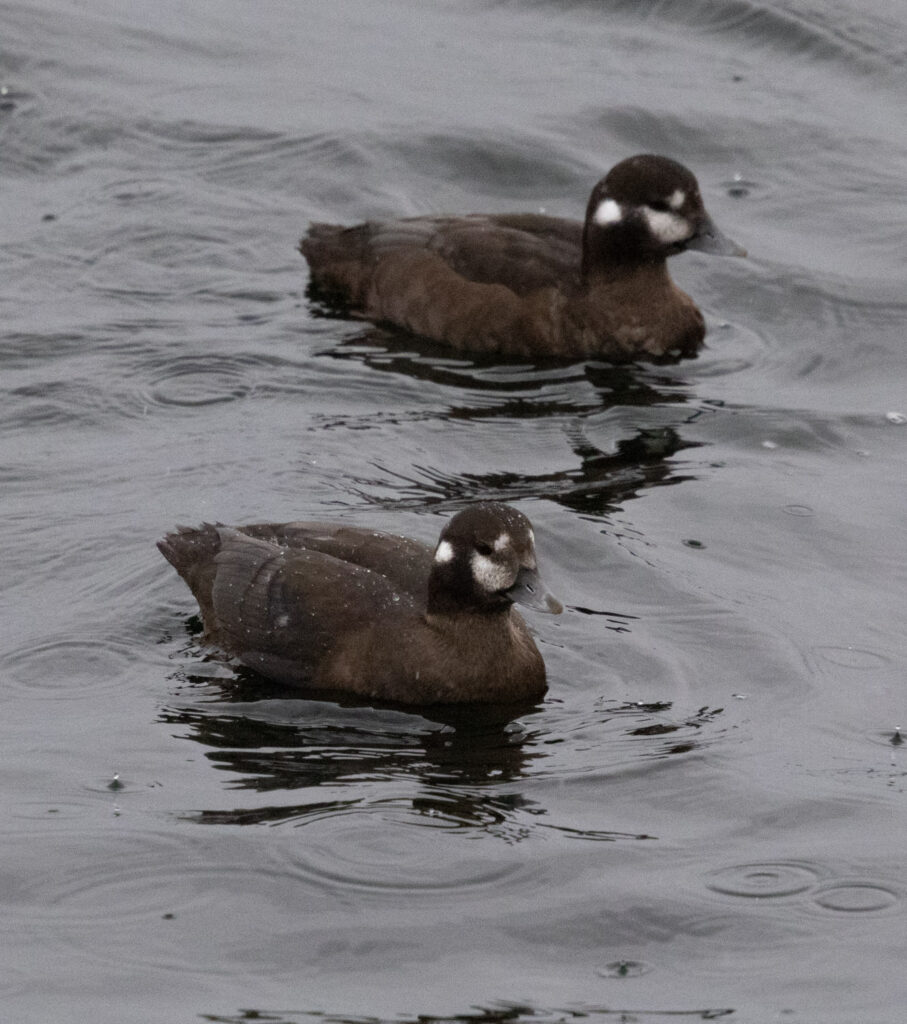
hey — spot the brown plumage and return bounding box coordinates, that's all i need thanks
[300,154,745,362]
[158,503,562,705]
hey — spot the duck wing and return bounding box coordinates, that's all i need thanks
[303,213,583,300]
[235,521,433,599]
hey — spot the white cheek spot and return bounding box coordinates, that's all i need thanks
[470,552,511,593]
[642,207,691,245]
[434,540,454,564]
[493,533,510,553]
[593,198,622,227]
[668,189,686,210]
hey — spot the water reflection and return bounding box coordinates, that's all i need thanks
[345,423,698,519]
[310,329,708,516]
[162,685,543,795]
[200,1001,736,1023]
[160,663,723,832]
[324,325,698,404]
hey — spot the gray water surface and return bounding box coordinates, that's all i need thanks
[3,1,907,1022]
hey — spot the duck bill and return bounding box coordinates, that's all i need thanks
[506,566,563,615]
[686,213,747,257]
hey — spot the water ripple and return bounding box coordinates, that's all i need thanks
[277,804,541,894]
[5,634,136,698]
[143,354,253,408]
[809,880,901,915]
[705,860,822,898]
[706,860,903,917]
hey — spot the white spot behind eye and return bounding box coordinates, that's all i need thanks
[434,540,454,564]
[470,552,512,593]
[642,207,690,245]
[593,198,622,226]
[493,533,510,553]
[668,189,686,210]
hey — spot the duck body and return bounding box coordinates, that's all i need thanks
[158,503,561,705]
[301,154,745,362]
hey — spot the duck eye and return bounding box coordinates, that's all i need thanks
[648,200,670,213]
[475,541,493,557]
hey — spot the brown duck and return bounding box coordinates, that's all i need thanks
[158,502,562,705]
[300,154,745,362]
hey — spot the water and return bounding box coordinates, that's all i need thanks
[3,0,907,1021]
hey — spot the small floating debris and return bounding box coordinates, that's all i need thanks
[891,727,903,747]
[885,412,907,425]
[107,773,124,791]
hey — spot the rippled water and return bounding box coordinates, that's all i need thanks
[3,0,907,1021]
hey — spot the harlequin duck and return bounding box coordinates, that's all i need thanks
[158,502,562,705]
[300,154,745,362]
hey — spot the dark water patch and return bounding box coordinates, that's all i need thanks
[321,333,708,421]
[342,424,696,519]
[0,331,95,369]
[199,1005,735,1024]
[529,700,729,781]
[536,823,656,843]
[156,671,730,838]
[323,329,591,394]
[161,693,543,795]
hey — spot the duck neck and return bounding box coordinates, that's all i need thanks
[582,253,672,292]
[581,221,670,283]
[426,582,512,618]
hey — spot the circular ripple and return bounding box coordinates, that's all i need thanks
[810,881,901,914]
[3,831,299,930]
[11,801,93,821]
[812,645,889,670]
[144,355,251,407]
[5,635,135,697]
[0,830,332,975]
[282,803,533,893]
[706,861,822,898]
